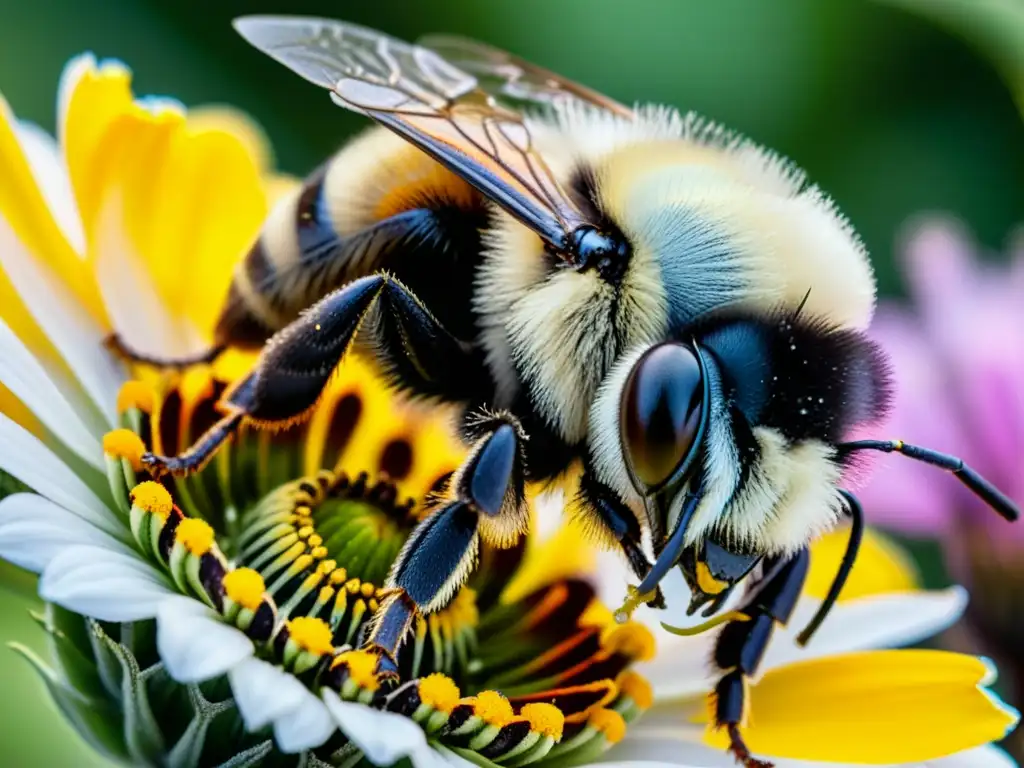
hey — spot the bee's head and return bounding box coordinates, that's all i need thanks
[615,339,764,613]
[592,313,894,616]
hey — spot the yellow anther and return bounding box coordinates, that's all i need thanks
[104,429,146,472]
[331,650,381,692]
[176,518,215,556]
[346,578,362,593]
[360,582,376,598]
[316,559,337,575]
[417,673,461,714]
[130,481,173,519]
[223,568,265,611]
[330,568,349,585]
[307,534,323,548]
[522,703,564,741]
[471,690,514,727]
[297,525,314,540]
[368,598,379,612]
[292,554,314,572]
[295,516,314,529]
[116,381,155,414]
[318,586,336,603]
[287,617,334,656]
[588,708,626,743]
[617,671,654,709]
[310,546,328,559]
[602,622,656,662]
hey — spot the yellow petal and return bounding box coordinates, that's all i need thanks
[697,650,1019,763]
[0,383,42,438]
[805,525,919,601]
[501,503,596,603]
[301,355,463,506]
[0,90,105,325]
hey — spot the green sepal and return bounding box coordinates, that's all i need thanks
[91,622,167,764]
[41,605,108,701]
[10,642,130,762]
[166,683,235,768]
[212,740,274,768]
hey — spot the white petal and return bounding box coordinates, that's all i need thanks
[0,492,132,572]
[229,658,308,731]
[40,545,175,621]
[922,745,1018,768]
[322,690,447,768]
[157,596,253,683]
[14,121,85,253]
[272,687,336,753]
[0,215,124,425]
[0,412,122,537]
[761,587,969,672]
[0,318,103,467]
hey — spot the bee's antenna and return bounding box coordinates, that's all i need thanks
[838,439,1019,522]
[796,489,864,646]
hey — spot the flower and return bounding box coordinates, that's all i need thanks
[0,54,1018,768]
[858,217,1024,755]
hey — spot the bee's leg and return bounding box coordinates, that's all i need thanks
[333,414,527,686]
[142,274,483,477]
[104,333,226,368]
[577,466,665,609]
[711,549,810,768]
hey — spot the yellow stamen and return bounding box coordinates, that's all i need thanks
[472,690,514,727]
[316,559,337,575]
[360,582,376,598]
[329,568,349,585]
[297,525,314,540]
[602,622,656,661]
[287,617,334,656]
[104,429,146,471]
[588,708,626,743]
[617,671,654,709]
[331,650,381,692]
[176,518,215,555]
[521,703,564,741]
[418,673,461,714]
[129,481,172,519]
[222,568,265,611]
[116,381,155,414]
[318,586,335,603]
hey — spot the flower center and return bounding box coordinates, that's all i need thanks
[106,370,654,765]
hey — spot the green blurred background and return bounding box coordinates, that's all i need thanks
[1,0,1023,764]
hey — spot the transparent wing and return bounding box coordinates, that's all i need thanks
[234,15,594,252]
[419,34,634,118]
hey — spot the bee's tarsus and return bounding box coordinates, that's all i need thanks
[727,725,773,768]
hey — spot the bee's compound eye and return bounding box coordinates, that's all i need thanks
[620,343,704,492]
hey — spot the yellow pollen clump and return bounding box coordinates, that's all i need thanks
[330,569,349,585]
[310,546,328,559]
[176,518,215,555]
[307,534,323,548]
[472,690,514,727]
[602,622,656,662]
[521,703,564,741]
[617,671,654,709]
[418,673,461,714]
[297,525,314,540]
[360,582,376,598]
[129,481,173,519]
[317,559,337,575]
[287,617,334,656]
[116,381,155,414]
[588,708,626,743]
[222,568,265,611]
[332,650,381,692]
[104,429,146,471]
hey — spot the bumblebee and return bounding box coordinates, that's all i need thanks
[112,16,1020,766]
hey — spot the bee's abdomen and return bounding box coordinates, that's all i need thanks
[215,127,490,349]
